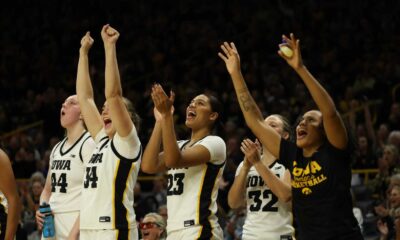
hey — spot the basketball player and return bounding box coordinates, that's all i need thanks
[0,149,21,240]
[35,94,96,240]
[142,84,226,239]
[77,26,142,240]
[218,34,363,239]
[228,115,294,240]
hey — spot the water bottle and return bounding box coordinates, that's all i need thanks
[39,202,55,238]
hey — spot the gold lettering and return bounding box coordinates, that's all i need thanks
[292,174,328,189]
[310,161,322,173]
[303,164,310,175]
[293,167,302,177]
[313,178,319,185]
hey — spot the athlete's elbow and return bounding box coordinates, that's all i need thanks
[164,160,179,169]
[228,198,242,210]
[164,154,181,168]
[105,91,122,101]
[141,165,157,174]
[227,193,243,209]
[245,118,265,132]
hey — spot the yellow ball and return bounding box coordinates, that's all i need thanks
[280,45,293,58]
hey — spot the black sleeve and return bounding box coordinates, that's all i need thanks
[279,138,297,170]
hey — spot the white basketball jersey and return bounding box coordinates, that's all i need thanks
[0,192,7,214]
[49,131,95,213]
[166,135,226,237]
[237,161,294,239]
[80,129,141,230]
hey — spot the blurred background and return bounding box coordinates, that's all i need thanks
[0,0,399,239]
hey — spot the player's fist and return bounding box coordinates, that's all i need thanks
[101,24,120,45]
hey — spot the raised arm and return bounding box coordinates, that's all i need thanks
[218,42,282,158]
[102,24,135,138]
[0,149,20,240]
[241,139,291,202]
[142,107,167,173]
[76,32,103,138]
[279,33,348,149]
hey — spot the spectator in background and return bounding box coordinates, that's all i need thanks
[139,212,166,240]
[157,205,167,223]
[383,145,400,177]
[134,182,159,222]
[388,131,400,151]
[223,206,245,240]
[376,123,390,155]
[13,134,40,179]
[375,185,400,240]
[369,157,391,200]
[20,172,45,236]
[152,174,167,207]
[354,135,377,169]
[388,103,400,131]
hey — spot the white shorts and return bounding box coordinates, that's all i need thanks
[167,225,223,240]
[42,211,79,240]
[80,228,138,240]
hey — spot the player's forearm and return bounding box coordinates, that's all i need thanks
[230,71,264,127]
[228,166,249,209]
[295,66,336,117]
[254,162,291,202]
[104,45,122,99]
[161,114,181,168]
[77,53,94,100]
[142,122,164,173]
[5,195,20,240]
[40,187,51,204]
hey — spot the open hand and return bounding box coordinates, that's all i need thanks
[240,138,261,165]
[218,42,241,75]
[151,84,175,117]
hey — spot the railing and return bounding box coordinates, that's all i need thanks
[0,120,44,140]
[351,169,379,184]
[16,169,379,185]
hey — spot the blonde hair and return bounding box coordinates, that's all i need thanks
[122,97,141,132]
[144,212,166,239]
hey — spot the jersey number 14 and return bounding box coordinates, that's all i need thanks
[83,166,99,188]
